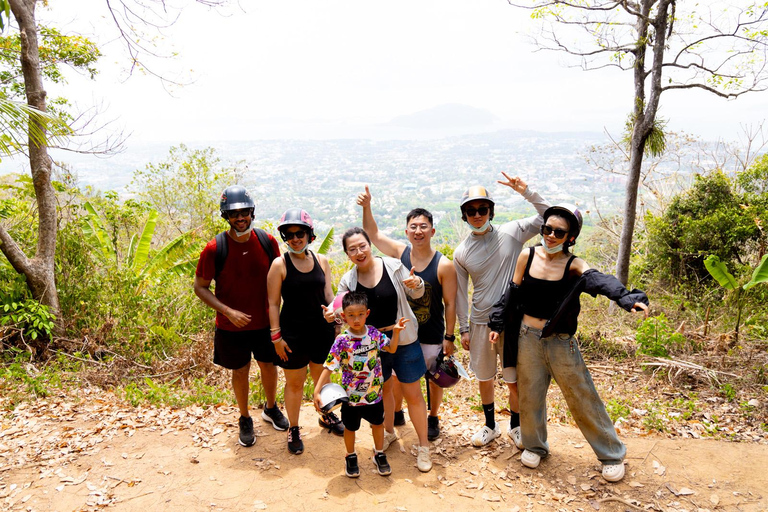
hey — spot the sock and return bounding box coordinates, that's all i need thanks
[482,403,495,429]
[509,411,520,430]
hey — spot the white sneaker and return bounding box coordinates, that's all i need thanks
[471,424,501,447]
[508,425,523,449]
[382,430,398,451]
[416,445,432,472]
[521,449,541,469]
[602,463,626,482]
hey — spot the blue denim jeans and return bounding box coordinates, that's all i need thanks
[518,324,626,465]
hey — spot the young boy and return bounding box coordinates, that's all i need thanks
[314,291,408,478]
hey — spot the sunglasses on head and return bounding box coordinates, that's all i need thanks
[464,206,490,217]
[282,230,307,241]
[226,209,251,219]
[541,225,569,239]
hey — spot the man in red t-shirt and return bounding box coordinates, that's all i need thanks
[194,185,288,447]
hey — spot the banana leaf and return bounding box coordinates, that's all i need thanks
[131,210,159,271]
[137,229,198,280]
[81,201,116,263]
[317,227,334,255]
[743,254,768,291]
[704,255,739,290]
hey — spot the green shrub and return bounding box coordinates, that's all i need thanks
[0,299,56,341]
[635,313,686,357]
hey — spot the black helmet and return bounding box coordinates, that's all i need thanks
[460,185,495,221]
[219,185,255,219]
[543,203,583,247]
[278,208,316,242]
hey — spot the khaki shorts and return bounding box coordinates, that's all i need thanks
[468,323,517,383]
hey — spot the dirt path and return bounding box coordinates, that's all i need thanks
[1,390,766,512]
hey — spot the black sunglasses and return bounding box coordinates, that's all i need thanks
[226,209,252,219]
[282,230,307,241]
[541,225,568,239]
[464,206,490,217]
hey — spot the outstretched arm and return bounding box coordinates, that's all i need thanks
[357,185,407,258]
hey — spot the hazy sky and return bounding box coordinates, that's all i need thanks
[36,0,768,145]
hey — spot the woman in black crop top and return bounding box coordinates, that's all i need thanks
[267,209,342,455]
[489,203,649,483]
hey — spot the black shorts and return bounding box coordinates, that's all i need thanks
[274,331,335,370]
[213,328,276,370]
[341,401,384,432]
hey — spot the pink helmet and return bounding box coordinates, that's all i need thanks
[278,208,316,242]
[426,351,462,388]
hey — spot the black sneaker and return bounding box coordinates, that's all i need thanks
[393,410,406,426]
[372,452,391,476]
[345,453,360,478]
[427,415,440,441]
[319,411,345,436]
[261,406,289,431]
[238,415,255,447]
[287,426,304,455]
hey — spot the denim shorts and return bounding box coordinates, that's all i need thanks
[380,341,427,383]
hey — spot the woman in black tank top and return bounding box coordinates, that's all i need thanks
[267,209,343,454]
[489,204,649,483]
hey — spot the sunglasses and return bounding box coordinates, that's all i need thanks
[541,225,568,239]
[464,206,490,217]
[283,230,307,241]
[226,209,251,219]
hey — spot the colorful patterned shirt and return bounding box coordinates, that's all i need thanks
[324,326,390,406]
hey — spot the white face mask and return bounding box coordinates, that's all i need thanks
[285,244,306,255]
[541,239,564,254]
[469,219,491,233]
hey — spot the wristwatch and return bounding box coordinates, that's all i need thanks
[444,334,456,342]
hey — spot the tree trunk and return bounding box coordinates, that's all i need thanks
[2,0,61,323]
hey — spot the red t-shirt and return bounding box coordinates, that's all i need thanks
[195,231,280,332]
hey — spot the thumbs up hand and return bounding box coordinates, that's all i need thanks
[403,267,423,289]
[356,185,372,208]
[322,303,338,323]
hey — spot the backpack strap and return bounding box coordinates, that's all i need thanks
[253,228,276,263]
[214,231,229,280]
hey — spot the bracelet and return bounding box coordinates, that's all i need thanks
[334,312,343,325]
[444,334,456,342]
[270,327,280,332]
[272,337,283,345]
[270,330,282,342]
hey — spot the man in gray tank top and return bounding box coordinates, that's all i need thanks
[358,186,458,442]
[453,174,549,448]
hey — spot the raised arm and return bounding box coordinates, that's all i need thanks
[498,173,550,243]
[357,185,407,258]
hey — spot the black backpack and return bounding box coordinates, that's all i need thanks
[214,228,276,280]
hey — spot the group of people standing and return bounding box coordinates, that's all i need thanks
[194,175,649,482]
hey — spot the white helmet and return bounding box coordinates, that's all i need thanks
[317,383,348,413]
